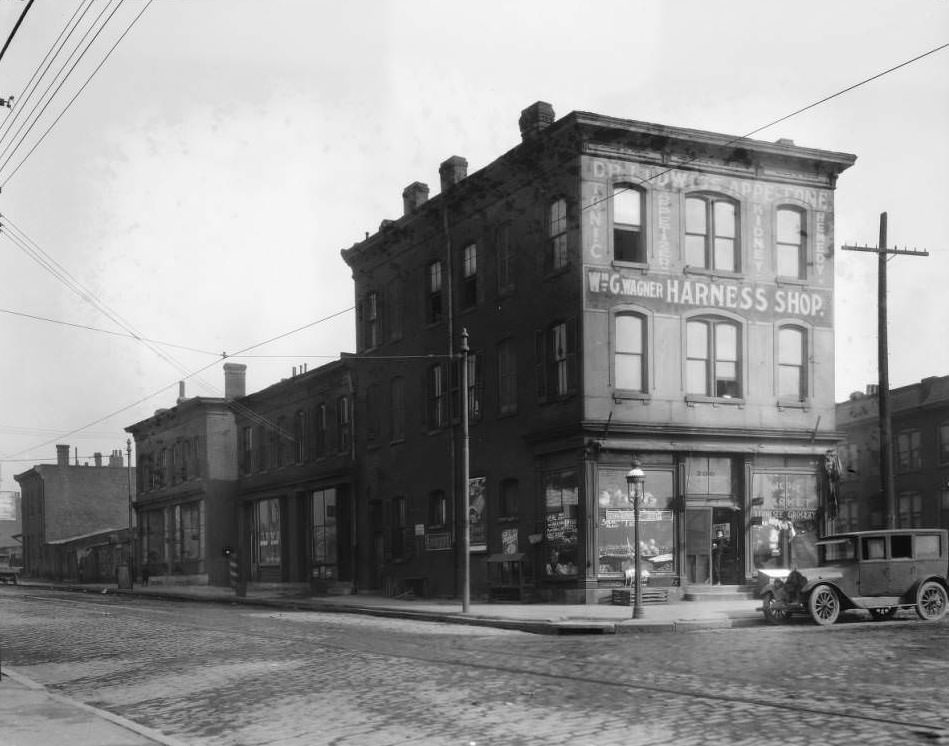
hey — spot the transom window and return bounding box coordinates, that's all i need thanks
[685,195,738,272]
[776,207,806,279]
[778,326,807,401]
[613,186,645,263]
[686,317,740,398]
[614,313,646,392]
[548,198,568,270]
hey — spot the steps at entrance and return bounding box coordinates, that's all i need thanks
[683,584,758,602]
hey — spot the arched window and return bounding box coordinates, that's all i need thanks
[686,317,741,398]
[614,313,646,392]
[685,195,739,272]
[777,325,807,400]
[613,185,645,263]
[776,207,806,278]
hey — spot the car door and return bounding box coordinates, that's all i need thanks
[887,534,916,596]
[858,535,889,596]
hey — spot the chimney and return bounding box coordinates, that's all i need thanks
[109,449,124,468]
[866,383,879,396]
[401,182,429,216]
[56,444,69,467]
[177,380,186,404]
[224,362,247,400]
[439,156,468,193]
[93,452,102,468]
[518,101,555,140]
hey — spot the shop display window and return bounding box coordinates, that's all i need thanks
[751,472,818,571]
[544,469,579,577]
[596,469,674,579]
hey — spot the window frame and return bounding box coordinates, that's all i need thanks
[426,260,443,324]
[896,429,922,472]
[685,316,743,400]
[775,205,807,280]
[612,184,646,264]
[777,324,808,403]
[428,490,448,528]
[427,363,447,430]
[462,242,478,308]
[536,319,577,402]
[613,311,647,395]
[495,223,514,294]
[390,376,405,443]
[684,193,740,273]
[548,197,568,271]
[497,337,518,416]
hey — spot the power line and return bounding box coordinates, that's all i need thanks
[0,0,154,188]
[0,306,221,355]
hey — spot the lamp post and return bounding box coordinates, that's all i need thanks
[626,459,645,619]
[126,438,133,583]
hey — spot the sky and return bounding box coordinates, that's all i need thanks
[0,0,946,491]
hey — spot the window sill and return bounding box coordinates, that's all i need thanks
[613,390,650,403]
[389,437,406,447]
[776,276,809,287]
[685,394,745,407]
[683,266,744,281]
[543,264,572,281]
[611,259,649,272]
[777,399,810,411]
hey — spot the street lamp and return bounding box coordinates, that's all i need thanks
[626,459,645,619]
[126,438,133,585]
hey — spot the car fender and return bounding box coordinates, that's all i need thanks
[800,579,855,610]
[902,575,949,603]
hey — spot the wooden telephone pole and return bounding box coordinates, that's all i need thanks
[842,212,928,529]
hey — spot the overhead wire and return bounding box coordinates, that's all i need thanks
[0,0,154,188]
[0,0,116,180]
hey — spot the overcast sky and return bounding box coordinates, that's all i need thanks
[0,1,946,490]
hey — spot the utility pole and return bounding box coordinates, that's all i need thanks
[842,213,929,528]
[460,329,470,614]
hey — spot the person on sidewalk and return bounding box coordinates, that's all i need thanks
[712,529,728,585]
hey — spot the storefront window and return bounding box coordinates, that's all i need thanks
[596,469,674,579]
[544,470,579,577]
[255,498,281,567]
[173,501,202,572]
[751,472,819,571]
[312,489,337,578]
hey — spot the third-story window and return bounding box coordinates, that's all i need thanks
[427,261,443,323]
[896,430,921,471]
[686,317,741,398]
[536,320,577,401]
[390,377,405,442]
[366,291,379,348]
[496,224,513,293]
[462,243,478,308]
[497,338,518,415]
[777,326,807,401]
[776,207,806,279]
[427,364,446,429]
[548,197,568,270]
[685,195,738,272]
[614,313,646,392]
[613,186,645,262]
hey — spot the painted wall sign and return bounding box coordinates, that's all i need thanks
[587,270,832,325]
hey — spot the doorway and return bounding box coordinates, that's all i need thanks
[685,506,742,585]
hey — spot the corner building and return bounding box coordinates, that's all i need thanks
[342,102,856,603]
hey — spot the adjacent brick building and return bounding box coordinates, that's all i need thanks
[836,376,949,531]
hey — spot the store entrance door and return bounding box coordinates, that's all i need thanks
[685,506,742,585]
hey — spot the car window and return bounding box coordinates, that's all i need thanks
[916,534,942,559]
[891,534,912,559]
[862,537,886,560]
[821,539,856,562]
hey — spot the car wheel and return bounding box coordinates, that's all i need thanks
[869,607,898,621]
[762,591,790,625]
[808,584,840,626]
[915,581,948,621]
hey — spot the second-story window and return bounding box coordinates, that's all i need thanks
[427,364,447,429]
[776,207,806,279]
[548,198,568,270]
[462,243,478,308]
[466,351,482,422]
[256,425,267,471]
[313,403,327,457]
[777,326,807,401]
[390,377,405,442]
[427,261,443,323]
[686,317,741,398]
[614,313,646,392]
[241,427,253,475]
[685,195,738,272]
[294,410,306,463]
[536,320,577,401]
[428,490,447,527]
[497,338,517,415]
[496,224,513,294]
[337,396,351,452]
[613,186,645,263]
[896,430,921,471]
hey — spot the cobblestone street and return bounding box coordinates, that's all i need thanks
[2,587,948,745]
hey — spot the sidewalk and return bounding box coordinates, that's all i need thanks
[15,578,766,634]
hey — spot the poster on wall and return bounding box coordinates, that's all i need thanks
[469,476,487,552]
[501,528,518,555]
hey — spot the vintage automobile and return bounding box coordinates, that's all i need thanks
[759,529,949,626]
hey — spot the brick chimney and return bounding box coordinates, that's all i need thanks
[176,380,187,404]
[109,449,124,468]
[402,182,429,216]
[93,452,102,467]
[439,156,468,193]
[224,362,247,400]
[518,101,555,140]
[56,444,69,467]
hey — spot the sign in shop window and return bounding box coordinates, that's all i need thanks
[544,470,579,577]
[597,469,674,577]
[751,472,819,571]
